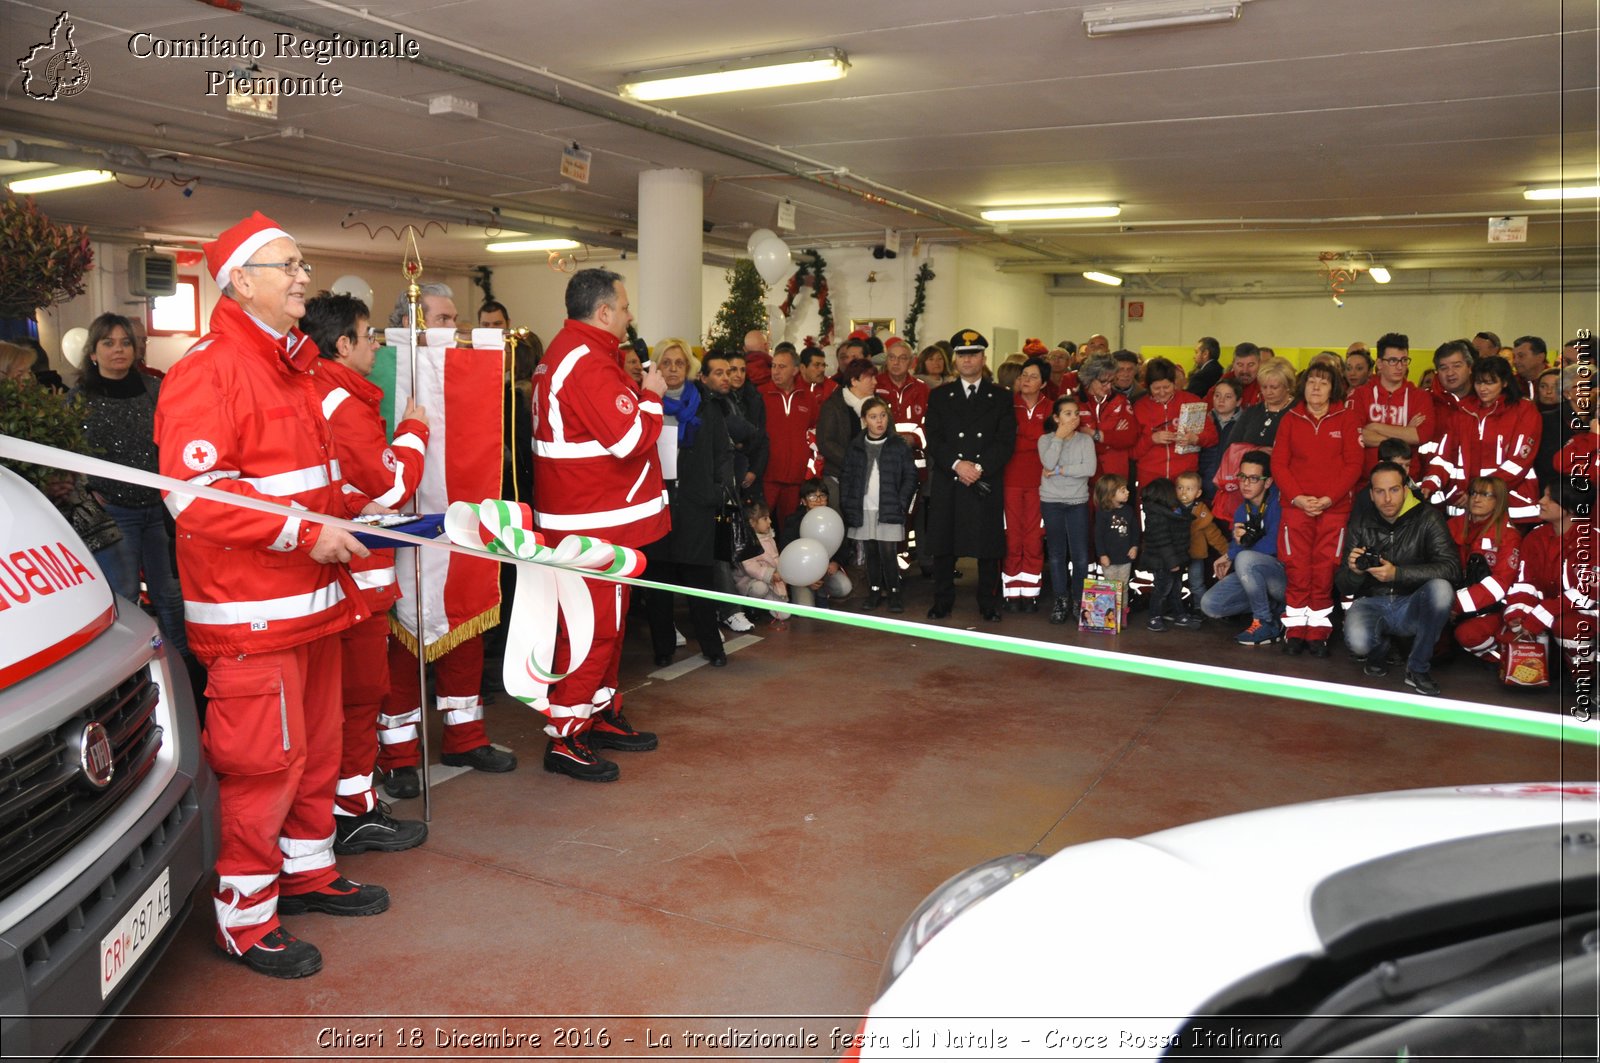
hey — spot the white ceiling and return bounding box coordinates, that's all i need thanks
[2,0,1597,287]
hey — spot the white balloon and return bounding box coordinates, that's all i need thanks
[60,327,89,369]
[746,228,777,255]
[752,236,793,285]
[329,273,375,310]
[777,537,829,586]
[799,506,845,555]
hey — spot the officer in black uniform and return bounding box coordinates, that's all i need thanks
[922,329,1017,620]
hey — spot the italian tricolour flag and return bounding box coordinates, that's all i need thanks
[373,336,506,661]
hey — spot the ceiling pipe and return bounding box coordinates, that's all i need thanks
[1046,279,1585,298]
[207,0,1062,260]
[2,132,639,258]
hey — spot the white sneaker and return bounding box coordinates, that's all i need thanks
[723,613,754,633]
[673,626,686,647]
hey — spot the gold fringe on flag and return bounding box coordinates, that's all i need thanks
[388,604,501,663]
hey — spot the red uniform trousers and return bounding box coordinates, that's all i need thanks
[1454,611,1505,661]
[1002,485,1044,601]
[378,632,490,770]
[1279,504,1348,643]
[546,554,630,739]
[764,479,802,534]
[206,634,343,955]
[335,613,389,816]
[1460,609,1595,673]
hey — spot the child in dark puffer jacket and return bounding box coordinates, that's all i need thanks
[1141,477,1192,632]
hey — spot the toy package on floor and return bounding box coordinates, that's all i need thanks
[1079,578,1125,633]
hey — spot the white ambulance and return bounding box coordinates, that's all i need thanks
[0,464,217,1058]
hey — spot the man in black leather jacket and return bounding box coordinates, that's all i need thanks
[1335,461,1462,695]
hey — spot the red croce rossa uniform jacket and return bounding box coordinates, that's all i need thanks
[1504,521,1598,635]
[760,381,821,483]
[156,298,372,657]
[311,356,429,612]
[1448,514,1521,616]
[1421,395,1542,521]
[1270,402,1364,508]
[1132,389,1219,485]
[1082,391,1139,481]
[1005,393,1051,490]
[529,319,669,548]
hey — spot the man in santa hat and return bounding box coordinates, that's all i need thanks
[155,212,391,979]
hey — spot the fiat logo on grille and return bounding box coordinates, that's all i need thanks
[77,722,115,789]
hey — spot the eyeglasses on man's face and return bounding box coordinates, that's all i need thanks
[1379,356,1410,366]
[1237,474,1267,483]
[243,259,313,278]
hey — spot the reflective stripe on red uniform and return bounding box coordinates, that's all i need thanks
[530,319,668,543]
[312,357,429,613]
[1423,396,1542,521]
[310,357,429,815]
[1505,522,1598,634]
[1447,515,1521,616]
[875,372,930,455]
[1502,521,1598,677]
[155,298,369,657]
[1002,395,1050,599]
[1272,403,1363,643]
[531,319,666,733]
[761,382,821,528]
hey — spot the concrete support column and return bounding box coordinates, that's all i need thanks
[636,168,703,349]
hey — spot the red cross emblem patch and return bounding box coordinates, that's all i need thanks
[184,439,218,472]
[615,393,635,416]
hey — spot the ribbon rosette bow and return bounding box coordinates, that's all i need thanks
[444,500,645,711]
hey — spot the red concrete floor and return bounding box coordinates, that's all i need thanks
[94,568,1585,1061]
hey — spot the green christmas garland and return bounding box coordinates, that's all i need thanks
[778,248,834,345]
[903,261,935,346]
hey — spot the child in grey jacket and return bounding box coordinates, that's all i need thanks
[1037,395,1099,623]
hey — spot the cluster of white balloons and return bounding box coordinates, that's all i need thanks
[747,228,794,285]
[776,505,844,587]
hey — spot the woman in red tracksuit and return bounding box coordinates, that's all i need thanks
[1270,361,1363,654]
[1078,354,1139,489]
[1420,356,1542,524]
[1002,357,1052,610]
[1448,476,1522,663]
[1131,357,1218,487]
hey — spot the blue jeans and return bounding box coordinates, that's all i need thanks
[1201,550,1286,624]
[1040,501,1090,604]
[1343,579,1454,674]
[104,502,189,657]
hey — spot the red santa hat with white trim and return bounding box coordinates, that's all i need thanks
[204,211,292,291]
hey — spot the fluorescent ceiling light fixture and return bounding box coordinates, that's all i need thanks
[485,238,581,253]
[1523,184,1600,201]
[980,204,1122,222]
[1083,0,1242,36]
[619,48,849,101]
[1368,266,1391,284]
[6,168,115,194]
[1082,270,1124,286]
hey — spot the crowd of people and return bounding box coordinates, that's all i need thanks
[2,206,1594,982]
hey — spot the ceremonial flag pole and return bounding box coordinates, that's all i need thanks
[401,228,434,822]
